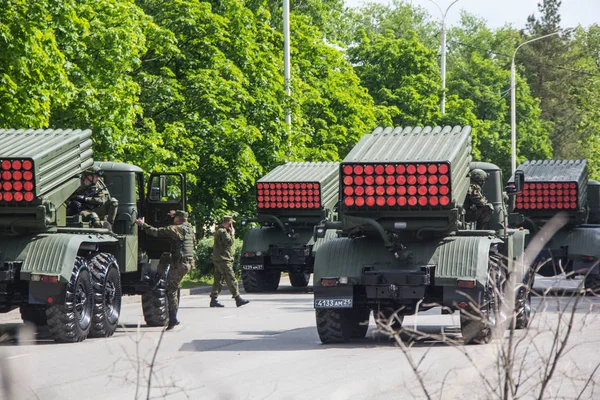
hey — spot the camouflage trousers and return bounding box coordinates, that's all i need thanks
[160,256,193,314]
[210,259,240,298]
[79,199,119,228]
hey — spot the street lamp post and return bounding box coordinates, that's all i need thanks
[283,0,291,128]
[428,0,460,114]
[510,30,566,174]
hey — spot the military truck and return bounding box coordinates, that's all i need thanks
[240,162,339,292]
[312,126,530,344]
[509,160,600,294]
[0,129,188,342]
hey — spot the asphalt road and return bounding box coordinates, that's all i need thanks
[1,277,599,400]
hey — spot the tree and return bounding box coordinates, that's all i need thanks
[447,13,553,175]
[0,0,74,128]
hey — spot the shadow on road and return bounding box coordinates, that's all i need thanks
[178,323,466,352]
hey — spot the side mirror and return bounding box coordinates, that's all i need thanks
[149,186,160,201]
[514,170,525,192]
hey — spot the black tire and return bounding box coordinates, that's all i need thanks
[461,252,505,345]
[350,307,371,339]
[315,308,352,344]
[242,270,281,292]
[142,275,168,327]
[20,304,47,326]
[289,271,311,287]
[46,257,93,342]
[89,253,122,338]
[514,268,534,330]
[585,275,600,295]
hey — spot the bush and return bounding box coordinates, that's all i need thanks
[193,236,243,279]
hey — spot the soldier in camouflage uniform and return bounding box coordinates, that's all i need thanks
[210,216,249,308]
[136,210,196,330]
[465,169,494,229]
[68,166,118,229]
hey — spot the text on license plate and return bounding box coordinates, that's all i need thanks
[314,298,353,308]
[242,264,264,270]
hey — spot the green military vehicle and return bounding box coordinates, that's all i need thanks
[509,160,600,294]
[240,162,339,292]
[0,129,187,342]
[312,126,530,344]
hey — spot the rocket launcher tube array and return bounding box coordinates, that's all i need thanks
[0,129,94,204]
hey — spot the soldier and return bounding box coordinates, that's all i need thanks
[210,216,249,308]
[68,166,118,229]
[135,210,196,330]
[466,168,494,228]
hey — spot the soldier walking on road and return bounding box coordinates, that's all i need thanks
[136,210,196,330]
[210,216,249,308]
[465,169,494,229]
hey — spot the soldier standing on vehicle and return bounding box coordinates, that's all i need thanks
[466,169,494,228]
[68,166,118,229]
[135,210,196,330]
[210,216,250,307]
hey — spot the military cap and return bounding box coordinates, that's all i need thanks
[84,165,104,176]
[174,210,188,218]
[223,215,235,223]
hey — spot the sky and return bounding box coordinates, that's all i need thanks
[345,0,600,29]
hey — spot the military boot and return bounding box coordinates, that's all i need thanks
[210,298,224,308]
[235,295,250,307]
[166,311,180,331]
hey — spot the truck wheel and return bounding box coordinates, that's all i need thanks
[289,271,311,287]
[461,253,505,345]
[350,307,370,339]
[20,304,47,326]
[315,308,352,344]
[265,271,281,291]
[46,257,93,342]
[585,275,600,295]
[242,270,281,292]
[514,268,534,329]
[142,275,168,327]
[89,253,122,338]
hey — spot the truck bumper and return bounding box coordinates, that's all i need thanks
[241,246,314,272]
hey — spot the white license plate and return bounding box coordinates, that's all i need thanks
[242,264,264,270]
[314,298,353,308]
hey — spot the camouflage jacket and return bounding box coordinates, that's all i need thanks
[467,183,488,208]
[212,225,235,262]
[141,222,196,259]
[72,182,110,208]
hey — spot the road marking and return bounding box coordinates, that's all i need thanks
[5,353,29,360]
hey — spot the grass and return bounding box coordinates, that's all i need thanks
[181,274,213,289]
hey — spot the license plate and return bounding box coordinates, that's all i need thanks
[314,298,353,308]
[242,264,264,270]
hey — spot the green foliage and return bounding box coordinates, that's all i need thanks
[447,14,553,175]
[194,236,243,278]
[0,0,74,127]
